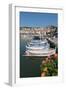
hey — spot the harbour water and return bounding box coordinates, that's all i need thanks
[20,36,47,78]
[20,35,57,78]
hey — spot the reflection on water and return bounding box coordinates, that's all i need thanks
[20,36,45,78]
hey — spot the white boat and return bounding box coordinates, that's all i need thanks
[25,36,56,56]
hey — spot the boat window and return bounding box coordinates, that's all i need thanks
[33,36,40,40]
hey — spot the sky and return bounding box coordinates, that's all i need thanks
[20,12,58,27]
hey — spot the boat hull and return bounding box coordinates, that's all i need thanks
[25,48,56,56]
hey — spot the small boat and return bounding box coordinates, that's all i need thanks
[25,36,56,56]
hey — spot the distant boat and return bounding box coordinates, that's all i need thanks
[25,36,56,56]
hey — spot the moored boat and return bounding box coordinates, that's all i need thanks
[25,36,56,56]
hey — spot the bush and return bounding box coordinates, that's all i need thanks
[40,55,58,76]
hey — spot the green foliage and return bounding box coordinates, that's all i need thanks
[40,57,58,76]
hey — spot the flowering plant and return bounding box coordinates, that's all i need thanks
[40,54,58,77]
